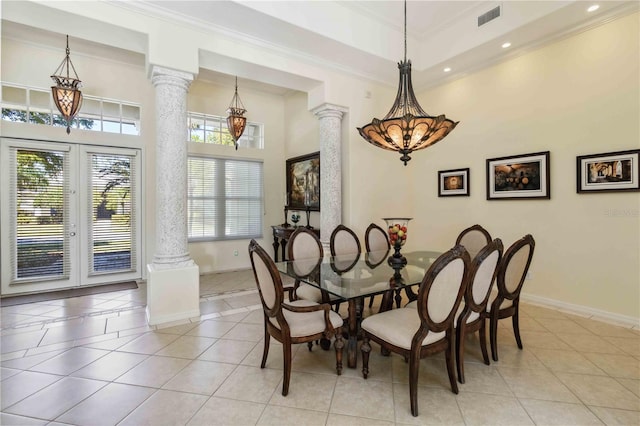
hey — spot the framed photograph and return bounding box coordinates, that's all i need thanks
[438,168,469,197]
[577,149,640,193]
[286,151,320,211]
[486,151,550,200]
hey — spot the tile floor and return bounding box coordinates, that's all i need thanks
[1,270,639,425]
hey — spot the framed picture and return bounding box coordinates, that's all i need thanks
[438,168,469,197]
[576,149,640,193]
[486,151,550,200]
[286,151,320,211]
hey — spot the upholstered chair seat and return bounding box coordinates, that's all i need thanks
[269,299,343,337]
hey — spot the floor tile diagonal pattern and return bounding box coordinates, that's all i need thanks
[1,270,639,425]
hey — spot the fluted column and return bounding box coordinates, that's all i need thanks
[151,66,194,268]
[312,103,347,250]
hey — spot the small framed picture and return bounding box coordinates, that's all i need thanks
[486,151,550,200]
[438,168,469,197]
[576,149,640,193]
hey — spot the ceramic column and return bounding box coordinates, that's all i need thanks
[146,66,200,325]
[312,104,347,251]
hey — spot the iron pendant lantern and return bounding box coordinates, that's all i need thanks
[226,76,247,150]
[51,35,83,134]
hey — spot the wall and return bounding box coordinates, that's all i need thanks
[347,14,640,321]
[187,80,287,273]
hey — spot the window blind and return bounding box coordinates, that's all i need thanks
[10,147,70,282]
[188,156,263,241]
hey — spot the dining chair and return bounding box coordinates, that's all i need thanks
[487,234,535,362]
[455,238,503,383]
[287,227,337,306]
[248,239,344,396]
[455,224,492,260]
[364,223,391,308]
[360,245,470,417]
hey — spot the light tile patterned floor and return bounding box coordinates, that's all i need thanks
[1,270,639,425]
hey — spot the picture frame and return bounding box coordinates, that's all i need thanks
[576,149,640,193]
[438,168,469,197]
[486,151,550,200]
[286,151,320,211]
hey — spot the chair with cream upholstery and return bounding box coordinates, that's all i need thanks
[288,227,337,306]
[364,223,391,308]
[360,245,470,417]
[488,234,535,362]
[248,239,344,396]
[455,224,492,260]
[455,238,503,383]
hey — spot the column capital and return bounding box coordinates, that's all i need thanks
[151,65,194,90]
[311,103,348,119]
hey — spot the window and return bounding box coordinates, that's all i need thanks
[188,156,263,241]
[1,83,141,135]
[187,112,263,149]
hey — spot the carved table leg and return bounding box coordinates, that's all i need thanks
[280,239,288,261]
[346,297,365,368]
[272,235,280,262]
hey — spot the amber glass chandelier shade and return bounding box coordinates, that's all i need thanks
[227,77,247,150]
[357,2,458,165]
[51,35,83,134]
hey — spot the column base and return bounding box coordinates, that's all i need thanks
[146,263,200,326]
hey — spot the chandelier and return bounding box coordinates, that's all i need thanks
[357,1,459,165]
[226,76,247,150]
[51,35,83,135]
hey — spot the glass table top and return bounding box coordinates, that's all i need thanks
[275,250,442,300]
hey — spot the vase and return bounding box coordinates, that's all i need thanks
[383,217,412,266]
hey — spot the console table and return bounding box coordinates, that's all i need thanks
[271,225,320,262]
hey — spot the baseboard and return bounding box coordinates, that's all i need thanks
[521,292,640,328]
[146,308,201,326]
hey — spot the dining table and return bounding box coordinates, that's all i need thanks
[275,249,442,368]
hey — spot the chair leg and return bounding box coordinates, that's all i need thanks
[479,320,490,365]
[445,334,459,394]
[334,332,344,375]
[512,308,523,349]
[456,323,466,384]
[282,342,292,396]
[261,327,270,368]
[307,341,313,351]
[368,295,375,308]
[490,313,499,362]
[409,352,420,417]
[361,336,371,379]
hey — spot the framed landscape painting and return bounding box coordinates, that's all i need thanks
[486,151,550,200]
[576,149,640,193]
[286,151,320,211]
[438,168,469,197]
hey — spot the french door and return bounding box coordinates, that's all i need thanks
[1,138,142,295]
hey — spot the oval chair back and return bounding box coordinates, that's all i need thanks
[455,224,492,260]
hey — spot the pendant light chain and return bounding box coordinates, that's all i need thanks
[404,0,407,62]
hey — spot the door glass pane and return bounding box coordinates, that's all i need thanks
[13,149,69,280]
[90,153,134,273]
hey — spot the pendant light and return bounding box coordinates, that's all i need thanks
[226,76,247,150]
[51,35,83,134]
[357,1,459,165]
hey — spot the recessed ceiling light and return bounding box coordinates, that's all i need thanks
[587,4,600,12]
[502,42,512,49]
[443,67,452,73]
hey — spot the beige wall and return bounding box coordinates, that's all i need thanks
[345,13,640,320]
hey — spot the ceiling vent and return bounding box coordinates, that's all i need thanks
[477,6,501,27]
